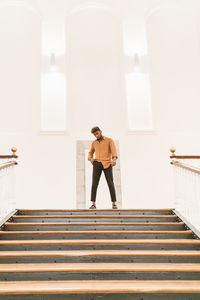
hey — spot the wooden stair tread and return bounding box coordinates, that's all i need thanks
[0,263,200,272]
[17,208,175,211]
[13,215,177,219]
[0,280,200,294]
[5,222,184,226]
[0,230,191,234]
[0,250,200,257]
[0,239,199,245]
[4,222,185,226]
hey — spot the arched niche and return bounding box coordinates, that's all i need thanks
[0,2,41,133]
[65,5,124,135]
[145,2,200,131]
[146,3,199,74]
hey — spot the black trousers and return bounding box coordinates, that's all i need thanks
[90,160,117,203]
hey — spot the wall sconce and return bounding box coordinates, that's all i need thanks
[50,53,56,72]
[133,53,140,72]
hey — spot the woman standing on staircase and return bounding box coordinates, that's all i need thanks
[88,126,118,209]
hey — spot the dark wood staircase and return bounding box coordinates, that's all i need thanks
[0,208,200,299]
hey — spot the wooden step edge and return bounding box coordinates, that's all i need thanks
[4,222,184,226]
[0,280,200,294]
[0,263,200,272]
[0,250,200,257]
[12,215,178,218]
[16,208,175,212]
[0,230,192,235]
[0,239,199,245]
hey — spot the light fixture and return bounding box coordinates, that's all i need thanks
[50,53,56,72]
[133,53,140,72]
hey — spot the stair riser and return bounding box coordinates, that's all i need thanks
[11,217,179,223]
[0,233,193,240]
[1,244,200,251]
[3,225,185,231]
[0,294,200,300]
[16,210,174,216]
[0,272,200,281]
[1,256,200,263]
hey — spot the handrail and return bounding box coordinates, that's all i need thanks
[170,147,200,174]
[0,147,18,171]
[0,161,18,171]
[0,147,18,160]
[170,155,200,159]
[0,155,18,159]
[170,147,200,159]
[170,160,200,175]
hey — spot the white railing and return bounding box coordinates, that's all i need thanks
[170,148,200,233]
[0,147,18,221]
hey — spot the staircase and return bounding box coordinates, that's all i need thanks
[0,208,200,299]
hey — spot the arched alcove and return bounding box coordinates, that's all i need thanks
[65,5,124,135]
[0,2,41,133]
[145,2,200,131]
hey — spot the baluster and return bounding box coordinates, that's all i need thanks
[0,147,18,220]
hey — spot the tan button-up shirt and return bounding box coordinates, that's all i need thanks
[88,136,118,169]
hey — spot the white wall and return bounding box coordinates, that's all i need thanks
[1,0,200,209]
[0,3,41,133]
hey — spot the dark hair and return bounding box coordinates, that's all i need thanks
[91,126,101,134]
